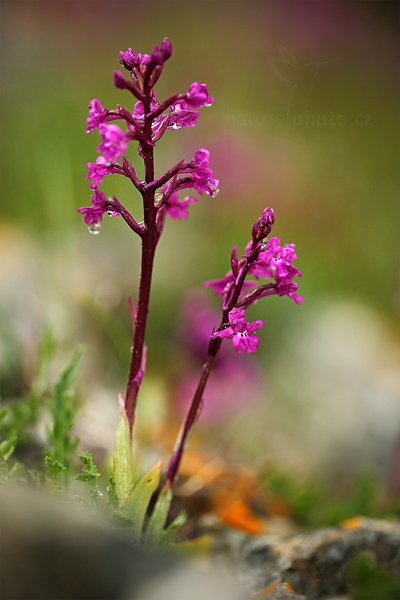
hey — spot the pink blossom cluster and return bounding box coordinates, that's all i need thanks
[205,208,302,354]
[211,308,263,354]
[79,188,108,226]
[159,149,219,220]
[79,38,216,226]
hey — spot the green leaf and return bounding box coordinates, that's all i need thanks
[32,329,56,396]
[44,454,67,478]
[170,536,213,557]
[113,406,133,508]
[0,394,40,447]
[0,407,9,428]
[107,477,119,509]
[75,451,100,484]
[46,347,83,469]
[143,486,173,545]
[0,331,57,450]
[0,434,17,461]
[75,451,103,502]
[161,511,187,546]
[120,461,162,540]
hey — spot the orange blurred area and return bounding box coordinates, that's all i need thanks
[256,582,296,598]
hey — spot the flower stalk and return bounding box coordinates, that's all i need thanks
[166,235,272,486]
[125,87,156,432]
[79,38,217,439]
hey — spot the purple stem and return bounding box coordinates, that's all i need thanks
[147,93,184,121]
[107,198,144,237]
[157,176,194,208]
[122,157,143,192]
[116,78,143,101]
[107,111,150,149]
[237,283,277,309]
[124,81,157,434]
[107,110,140,130]
[165,241,261,486]
[146,160,186,191]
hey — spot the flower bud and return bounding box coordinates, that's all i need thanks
[151,37,173,65]
[252,207,275,242]
[160,37,173,61]
[120,48,137,71]
[113,70,130,90]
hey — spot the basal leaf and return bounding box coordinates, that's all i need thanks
[113,406,133,508]
[120,460,162,540]
[143,485,173,545]
[160,510,187,546]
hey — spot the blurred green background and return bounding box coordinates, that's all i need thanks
[1,0,399,495]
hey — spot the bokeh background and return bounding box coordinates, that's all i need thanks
[1,0,399,501]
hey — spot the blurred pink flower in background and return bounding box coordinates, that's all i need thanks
[173,292,264,422]
[209,133,265,199]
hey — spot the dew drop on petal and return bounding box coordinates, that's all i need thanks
[107,210,119,217]
[204,102,213,107]
[88,223,101,235]
[170,122,180,130]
